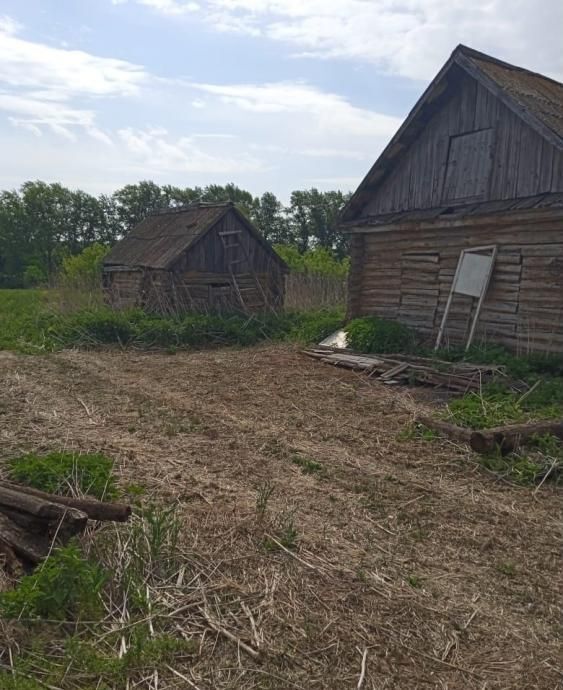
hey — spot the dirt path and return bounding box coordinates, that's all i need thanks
[0,345,560,689]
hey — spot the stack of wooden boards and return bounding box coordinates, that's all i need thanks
[303,348,503,392]
[0,482,131,572]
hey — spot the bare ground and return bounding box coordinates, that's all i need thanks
[0,345,561,689]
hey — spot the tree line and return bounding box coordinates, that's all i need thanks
[0,180,351,287]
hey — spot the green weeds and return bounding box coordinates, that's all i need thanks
[397,422,439,442]
[0,500,198,689]
[0,288,344,352]
[0,543,106,620]
[346,316,418,354]
[290,454,324,475]
[7,451,118,500]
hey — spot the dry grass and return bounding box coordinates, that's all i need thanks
[284,272,346,310]
[0,345,561,689]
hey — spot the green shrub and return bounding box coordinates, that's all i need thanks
[0,543,107,620]
[274,244,349,277]
[8,451,118,499]
[346,316,417,354]
[60,244,109,289]
[45,306,344,350]
[446,390,525,429]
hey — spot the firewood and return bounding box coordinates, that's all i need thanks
[469,420,563,454]
[0,486,88,531]
[414,415,473,444]
[0,513,50,565]
[1,482,132,522]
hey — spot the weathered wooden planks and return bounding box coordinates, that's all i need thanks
[346,209,563,353]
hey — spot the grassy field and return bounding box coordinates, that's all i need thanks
[0,288,344,352]
[0,344,561,689]
[0,289,51,351]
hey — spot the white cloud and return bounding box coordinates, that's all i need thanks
[190,81,401,138]
[0,92,112,143]
[134,0,200,15]
[0,18,146,98]
[0,17,147,143]
[117,126,266,173]
[122,0,563,81]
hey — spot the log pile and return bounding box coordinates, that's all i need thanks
[303,348,503,392]
[0,481,131,573]
[415,415,563,455]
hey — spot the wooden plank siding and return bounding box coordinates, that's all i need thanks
[347,210,563,354]
[362,76,563,218]
[104,207,286,314]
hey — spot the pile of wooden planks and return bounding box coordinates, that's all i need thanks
[303,348,504,392]
[0,481,131,573]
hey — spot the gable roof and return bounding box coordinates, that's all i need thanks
[342,45,563,222]
[104,202,287,271]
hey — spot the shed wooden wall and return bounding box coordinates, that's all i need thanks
[169,211,285,311]
[347,210,563,354]
[104,210,285,313]
[362,73,563,217]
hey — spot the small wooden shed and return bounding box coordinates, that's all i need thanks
[103,202,288,313]
[341,45,563,354]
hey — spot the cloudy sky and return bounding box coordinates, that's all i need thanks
[0,0,561,200]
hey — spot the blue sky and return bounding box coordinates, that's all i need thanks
[0,0,561,201]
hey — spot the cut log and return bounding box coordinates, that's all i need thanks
[0,513,50,565]
[470,420,563,455]
[1,482,132,522]
[415,415,473,444]
[0,486,88,532]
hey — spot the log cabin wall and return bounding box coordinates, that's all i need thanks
[348,209,563,354]
[361,72,563,217]
[169,212,285,311]
[103,206,286,314]
[103,269,143,309]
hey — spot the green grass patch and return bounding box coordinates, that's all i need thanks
[346,316,418,354]
[446,389,526,429]
[8,451,118,500]
[0,543,106,620]
[290,454,324,475]
[0,289,51,351]
[0,502,201,689]
[397,422,439,442]
[480,434,563,486]
[0,288,344,352]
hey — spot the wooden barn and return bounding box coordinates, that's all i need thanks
[341,45,563,354]
[103,202,288,313]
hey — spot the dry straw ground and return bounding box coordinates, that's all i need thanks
[0,345,561,689]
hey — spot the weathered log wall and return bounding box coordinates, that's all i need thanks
[347,209,563,353]
[362,73,563,216]
[103,209,285,314]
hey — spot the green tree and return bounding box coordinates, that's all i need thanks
[251,192,289,243]
[287,188,351,256]
[60,243,110,289]
[113,181,167,233]
[0,190,31,287]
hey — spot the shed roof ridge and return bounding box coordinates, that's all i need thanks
[454,44,563,88]
[149,201,235,217]
[341,44,563,222]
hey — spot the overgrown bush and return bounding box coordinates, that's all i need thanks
[274,244,349,277]
[43,307,344,350]
[60,243,109,289]
[346,316,418,354]
[8,451,118,499]
[0,543,106,620]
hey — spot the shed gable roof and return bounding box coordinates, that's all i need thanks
[104,202,287,271]
[342,45,563,222]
